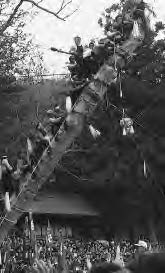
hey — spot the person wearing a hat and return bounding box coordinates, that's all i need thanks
[74,36,83,57]
[126,240,148,271]
[134,240,148,257]
[73,36,84,80]
[46,107,64,138]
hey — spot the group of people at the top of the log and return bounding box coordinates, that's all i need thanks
[0,105,65,212]
[67,0,146,82]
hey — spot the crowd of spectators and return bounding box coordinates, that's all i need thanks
[1,225,164,273]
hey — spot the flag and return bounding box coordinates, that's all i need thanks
[58,241,68,273]
[46,219,53,246]
[23,215,30,261]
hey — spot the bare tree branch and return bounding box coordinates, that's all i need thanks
[56,0,72,16]
[0,0,24,36]
[0,0,78,36]
[23,0,77,21]
[63,7,78,20]
[23,0,65,20]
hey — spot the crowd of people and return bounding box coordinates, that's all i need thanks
[1,214,165,273]
[0,226,160,273]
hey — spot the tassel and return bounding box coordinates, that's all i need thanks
[130,125,135,134]
[89,125,101,139]
[120,88,123,98]
[44,135,52,146]
[36,122,47,137]
[123,127,127,136]
[60,241,63,256]
[29,211,34,231]
[144,160,147,178]
[132,21,140,38]
[3,252,6,264]
[0,164,2,180]
[66,96,72,113]
[4,192,11,212]
[27,138,33,154]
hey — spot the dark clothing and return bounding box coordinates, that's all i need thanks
[2,170,14,195]
[76,45,83,57]
[126,252,165,273]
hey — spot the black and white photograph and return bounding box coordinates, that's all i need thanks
[0,0,165,272]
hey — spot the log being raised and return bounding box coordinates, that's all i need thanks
[0,63,117,244]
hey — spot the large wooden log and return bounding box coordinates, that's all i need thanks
[0,65,116,244]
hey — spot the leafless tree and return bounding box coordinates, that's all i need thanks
[0,0,78,36]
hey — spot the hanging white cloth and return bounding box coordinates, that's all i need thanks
[4,192,11,212]
[144,160,147,178]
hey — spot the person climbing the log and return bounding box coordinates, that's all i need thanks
[12,152,31,195]
[133,0,145,21]
[89,40,95,50]
[46,107,64,138]
[122,10,134,40]
[33,124,52,161]
[0,155,15,211]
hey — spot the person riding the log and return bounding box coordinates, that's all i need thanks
[73,35,85,80]
[67,48,78,80]
[74,35,84,61]
[83,39,98,78]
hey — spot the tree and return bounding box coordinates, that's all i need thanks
[0,0,77,81]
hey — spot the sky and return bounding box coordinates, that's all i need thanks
[25,0,165,74]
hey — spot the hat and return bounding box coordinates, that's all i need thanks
[2,155,8,159]
[134,240,147,249]
[46,110,54,115]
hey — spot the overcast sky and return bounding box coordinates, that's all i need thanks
[26,0,165,74]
